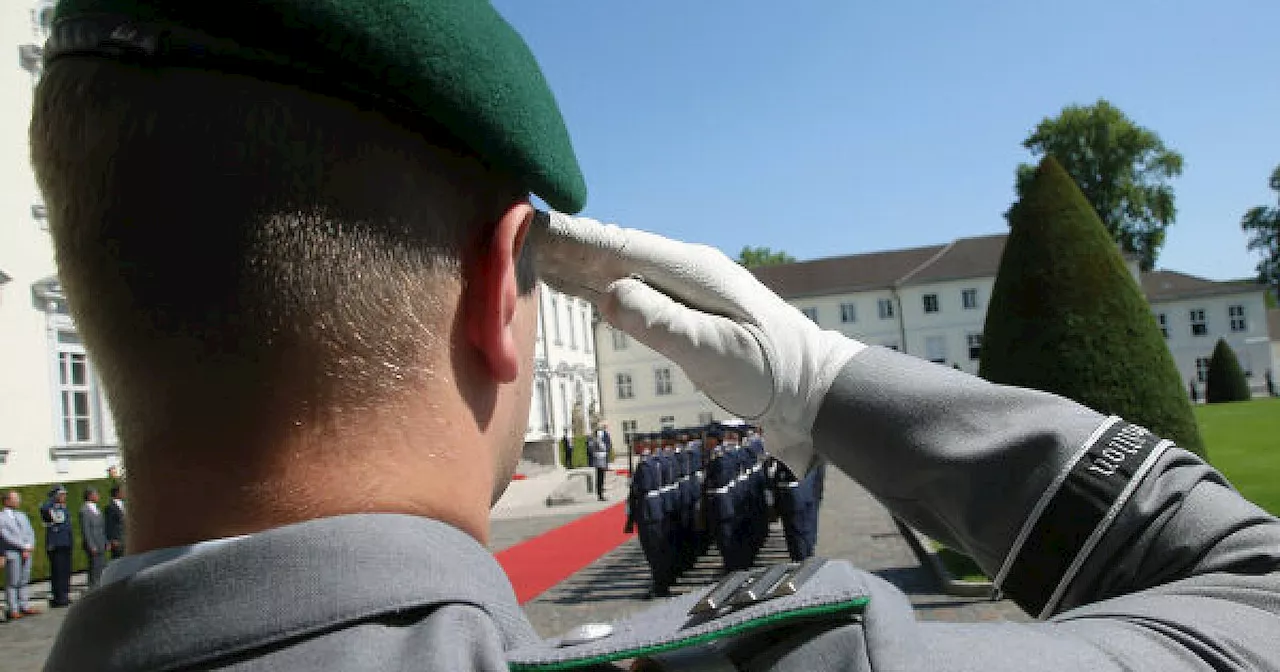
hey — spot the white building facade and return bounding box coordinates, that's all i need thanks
[0,0,122,487]
[524,285,603,463]
[593,234,1277,443]
[593,324,731,443]
[1143,273,1274,391]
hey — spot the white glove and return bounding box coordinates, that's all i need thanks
[532,211,867,472]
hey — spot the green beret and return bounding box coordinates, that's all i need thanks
[46,0,587,213]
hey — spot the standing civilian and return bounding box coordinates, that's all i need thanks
[105,485,126,560]
[590,434,609,501]
[39,486,73,607]
[0,492,38,619]
[560,431,573,468]
[80,488,107,590]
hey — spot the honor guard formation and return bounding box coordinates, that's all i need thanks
[625,424,825,597]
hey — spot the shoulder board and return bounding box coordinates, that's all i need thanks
[507,559,868,671]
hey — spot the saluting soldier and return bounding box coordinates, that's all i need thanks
[35,1,1280,670]
[39,486,73,608]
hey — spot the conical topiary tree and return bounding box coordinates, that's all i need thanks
[980,156,1205,455]
[1205,339,1252,403]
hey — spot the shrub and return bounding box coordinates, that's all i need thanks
[980,156,1205,456]
[1205,338,1252,403]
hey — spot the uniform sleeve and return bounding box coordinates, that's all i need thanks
[808,346,1280,669]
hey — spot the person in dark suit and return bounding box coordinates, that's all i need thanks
[105,485,126,560]
[80,488,108,590]
[39,486,73,607]
[559,431,573,468]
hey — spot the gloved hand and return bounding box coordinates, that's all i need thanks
[532,210,868,472]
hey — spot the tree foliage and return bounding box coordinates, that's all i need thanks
[1241,164,1280,296]
[1012,99,1183,271]
[1205,338,1252,404]
[982,156,1204,455]
[737,246,795,268]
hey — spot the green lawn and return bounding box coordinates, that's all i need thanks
[1196,398,1280,516]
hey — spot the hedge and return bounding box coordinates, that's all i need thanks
[4,476,120,582]
[980,156,1205,456]
[562,436,615,469]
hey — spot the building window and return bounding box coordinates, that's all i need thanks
[550,295,563,344]
[1228,305,1246,333]
[966,333,982,361]
[923,294,940,314]
[559,382,570,429]
[1189,309,1207,336]
[582,308,593,353]
[801,307,818,323]
[659,416,676,430]
[535,306,544,342]
[1157,313,1168,339]
[621,420,637,441]
[840,302,857,323]
[616,373,634,400]
[924,335,947,364]
[611,328,628,350]
[1195,357,1211,383]
[878,299,895,320]
[698,412,714,425]
[961,288,978,310]
[654,368,674,396]
[55,333,94,444]
[535,380,551,432]
[568,301,578,350]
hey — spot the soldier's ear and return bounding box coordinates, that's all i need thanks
[464,201,535,382]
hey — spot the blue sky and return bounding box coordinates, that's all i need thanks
[494,1,1279,281]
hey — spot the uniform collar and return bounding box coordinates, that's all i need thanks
[46,513,538,672]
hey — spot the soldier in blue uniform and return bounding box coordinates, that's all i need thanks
[704,426,741,571]
[39,485,73,607]
[625,434,672,597]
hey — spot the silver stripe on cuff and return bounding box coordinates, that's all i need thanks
[1037,438,1173,619]
[993,415,1121,590]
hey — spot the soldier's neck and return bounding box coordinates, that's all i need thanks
[123,397,498,555]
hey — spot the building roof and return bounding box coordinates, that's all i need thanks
[751,243,946,297]
[1140,271,1263,302]
[1269,309,1280,342]
[747,233,1266,303]
[898,234,1008,286]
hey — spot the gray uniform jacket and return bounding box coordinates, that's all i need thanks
[44,348,1280,671]
[81,503,107,555]
[0,508,35,553]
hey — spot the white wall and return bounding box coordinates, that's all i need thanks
[1152,292,1274,391]
[788,289,904,349]
[594,322,730,443]
[0,0,120,487]
[526,284,602,447]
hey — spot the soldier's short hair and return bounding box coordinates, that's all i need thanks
[30,59,533,454]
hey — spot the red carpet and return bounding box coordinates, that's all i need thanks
[495,502,634,604]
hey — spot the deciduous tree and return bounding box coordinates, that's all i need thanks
[1241,164,1280,297]
[737,246,795,268]
[1012,100,1183,271]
